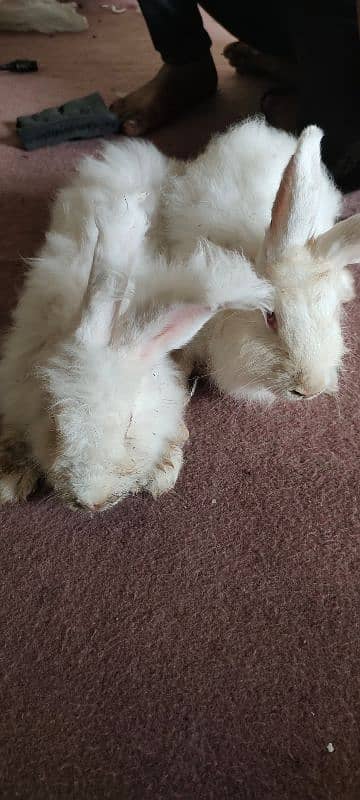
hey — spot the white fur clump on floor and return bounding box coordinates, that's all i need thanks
[0,0,88,33]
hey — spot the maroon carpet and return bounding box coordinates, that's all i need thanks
[1,3,360,798]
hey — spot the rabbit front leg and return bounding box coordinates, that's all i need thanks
[0,432,41,504]
[147,424,189,498]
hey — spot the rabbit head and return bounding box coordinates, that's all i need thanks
[251,126,359,401]
[34,223,217,513]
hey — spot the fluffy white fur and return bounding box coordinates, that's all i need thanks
[163,118,360,403]
[0,139,271,511]
[0,0,88,33]
[2,117,360,510]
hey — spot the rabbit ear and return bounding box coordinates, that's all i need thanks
[189,239,274,312]
[137,303,216,362]
[311,214,360,268]
[76,211,131,346]
[264,126,323,262]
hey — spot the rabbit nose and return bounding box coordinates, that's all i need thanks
[74,500,105,513]
[87,501,105,512]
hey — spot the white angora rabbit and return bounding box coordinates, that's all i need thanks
[163,119,360,403]
[0,140,272,511]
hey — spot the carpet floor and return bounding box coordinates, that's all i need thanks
[1,3,360,798]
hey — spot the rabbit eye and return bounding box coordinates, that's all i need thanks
[266,311,277,331]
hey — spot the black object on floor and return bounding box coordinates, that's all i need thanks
[16,93,121,151]
[0,59,38,73]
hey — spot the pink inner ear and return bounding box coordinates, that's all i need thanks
[151,309,188,343]
[270,155,295,238]
[140,303,214,360]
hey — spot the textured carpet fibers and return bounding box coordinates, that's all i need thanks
[1,3,360,798]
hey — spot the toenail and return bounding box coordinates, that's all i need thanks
[122,119,141,135]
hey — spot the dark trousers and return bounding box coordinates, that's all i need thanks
[138,0,295,63]
[138,0,360,166]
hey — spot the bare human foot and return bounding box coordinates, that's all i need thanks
[260,87,297,133]
[224,41,297,86]
[222,40,298,132]
[110,54,218,136]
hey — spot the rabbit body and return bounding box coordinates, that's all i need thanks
[0,137,272,510]
[161,118,358,403]
[0,140,187,510]
[163,118,341,260]
[2,117,360,510]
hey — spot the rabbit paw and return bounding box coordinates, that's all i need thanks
[148,446,184,498]
[0,438,40,505]
[148,429,188,498]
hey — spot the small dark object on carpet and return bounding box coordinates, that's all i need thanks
[16,92,120,151]
[0,59,38,73]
